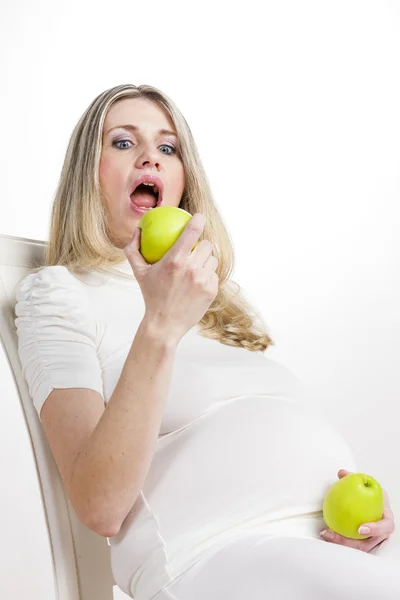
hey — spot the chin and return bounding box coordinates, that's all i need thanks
[121,231,135,248]
[107,228,133,250]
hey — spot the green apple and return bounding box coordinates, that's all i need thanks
[137,206,194,264]
[322,472,384,539]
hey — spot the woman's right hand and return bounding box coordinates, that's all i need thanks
[124,213,219,343]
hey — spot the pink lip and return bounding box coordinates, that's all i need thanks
[130,203,154,217]
[130,174,164,203]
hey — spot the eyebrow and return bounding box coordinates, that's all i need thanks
[104,124,177,138]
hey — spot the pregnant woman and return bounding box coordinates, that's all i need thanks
[14,84,397,599]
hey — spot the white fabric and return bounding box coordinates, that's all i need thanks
[14,260,373,600]
[153,533,400,600]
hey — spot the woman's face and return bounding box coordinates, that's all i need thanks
[99,97,185,248]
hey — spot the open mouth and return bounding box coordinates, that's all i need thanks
[130,182,162,210]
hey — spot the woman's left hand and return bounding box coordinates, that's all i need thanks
[319,469,395,552]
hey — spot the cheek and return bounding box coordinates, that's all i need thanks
[171,163,186,195]
[99,156,124,192]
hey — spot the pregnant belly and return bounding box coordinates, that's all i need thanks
[140,396,357,544]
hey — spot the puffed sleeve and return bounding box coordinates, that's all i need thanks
[14,266,104,421]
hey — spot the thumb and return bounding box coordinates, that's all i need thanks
[124,227,148,273]
[338,469,353,479]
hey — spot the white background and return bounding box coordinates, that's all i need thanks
[1,1,399,598]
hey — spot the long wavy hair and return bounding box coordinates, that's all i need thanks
[25,84,274,352]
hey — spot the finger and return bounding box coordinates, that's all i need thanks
[337,468,353,479]
[190,239,214,267]
[165,213,205,261]
[320,528,361,547]
[366,489,396,535]
[124,226,140,255]
[383,489,395,520]
[320,529,388,553]
[359,516,395,537]
[124,227,149,270]
[203,254,218,273]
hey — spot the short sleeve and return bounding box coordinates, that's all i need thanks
[14,266,104,420]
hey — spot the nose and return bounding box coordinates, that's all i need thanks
[135,145,161,170]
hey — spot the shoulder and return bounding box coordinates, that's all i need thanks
[15,266,90,318]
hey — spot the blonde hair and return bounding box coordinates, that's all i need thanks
[29,84,274,352]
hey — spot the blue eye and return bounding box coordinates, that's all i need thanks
[113,139,133,150]
[112,140,176,155]
[159,144,176,155]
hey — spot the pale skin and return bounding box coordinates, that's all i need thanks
[99,98,396,553]
[99,97,186,249]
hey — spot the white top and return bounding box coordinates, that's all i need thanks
[14,261,357,600]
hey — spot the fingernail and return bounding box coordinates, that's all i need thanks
[320,529,334,540]
[358,526,370,535]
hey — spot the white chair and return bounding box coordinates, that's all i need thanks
[0,233,118,600]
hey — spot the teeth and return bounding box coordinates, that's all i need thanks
[133,181,160,197]
[143,182,159,193]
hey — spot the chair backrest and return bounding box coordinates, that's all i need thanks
[0,233,115,600]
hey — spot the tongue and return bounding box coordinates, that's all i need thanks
[131,190,157,208]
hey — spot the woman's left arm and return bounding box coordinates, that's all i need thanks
[319,469,396,552]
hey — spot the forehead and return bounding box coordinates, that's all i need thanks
[103,97,176,133]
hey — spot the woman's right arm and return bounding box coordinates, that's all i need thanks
[37,213,218,538]
[63,317,178,538]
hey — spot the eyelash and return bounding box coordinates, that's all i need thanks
[112,139,176,155]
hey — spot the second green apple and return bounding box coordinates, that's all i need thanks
[322,472,384,540]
